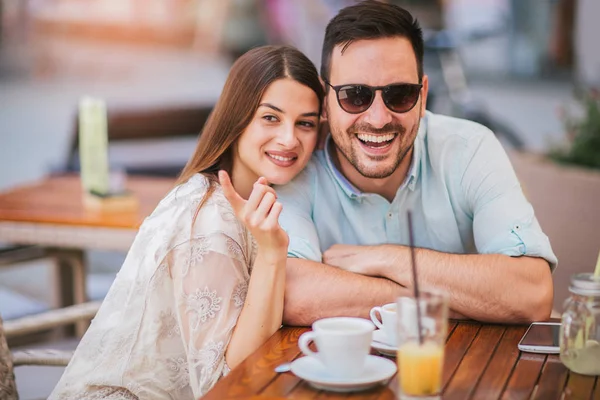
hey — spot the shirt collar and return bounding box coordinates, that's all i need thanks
[323,113,427,198]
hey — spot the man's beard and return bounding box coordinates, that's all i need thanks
[331,120,419,179]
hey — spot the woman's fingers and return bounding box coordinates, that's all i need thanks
[245,182,269,212]
[219,172,281,231]
[219,170,245,213]
[251,191,277,225]
[264,201,283,227]
[245,181,277,212]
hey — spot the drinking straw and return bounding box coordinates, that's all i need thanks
[407,211,424,345]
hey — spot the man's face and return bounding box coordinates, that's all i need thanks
[325,37,428,179]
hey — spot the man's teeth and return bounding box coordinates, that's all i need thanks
[357,133,395,143]
[268,154,294,162]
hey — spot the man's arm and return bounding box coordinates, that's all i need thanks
[283,257,408,326]
[323,244,553,323]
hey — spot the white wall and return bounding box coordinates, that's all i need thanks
[575,0,600,85]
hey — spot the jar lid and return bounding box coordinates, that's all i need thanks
[570,273,600,296]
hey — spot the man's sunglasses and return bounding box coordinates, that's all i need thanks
[324,81,423,114]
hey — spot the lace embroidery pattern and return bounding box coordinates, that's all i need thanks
[157,310,181,340]
[65,386,139,400]
[192,340,226,390]
[198,341,225,373]
[232,282,248,308]
[226,236,243,260]
[248,236,258,273]
[166,357,190,391]
[190,237,210,263]
[182,236,210,276]
[184,287,222,329]
[150,262,170,290]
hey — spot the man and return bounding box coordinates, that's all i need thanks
[276,0,557,326]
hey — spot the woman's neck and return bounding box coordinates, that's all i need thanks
[230,164,258,200]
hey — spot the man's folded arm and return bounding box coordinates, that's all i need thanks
[283,257,406,326]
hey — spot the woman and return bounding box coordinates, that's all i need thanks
[50,45,323,399]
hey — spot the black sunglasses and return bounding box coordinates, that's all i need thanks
[324,81,423,114]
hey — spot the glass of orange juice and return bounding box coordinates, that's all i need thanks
[396,289,449,400]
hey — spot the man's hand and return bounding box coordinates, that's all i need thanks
[322,244,383,276]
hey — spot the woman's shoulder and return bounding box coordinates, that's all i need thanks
[169,174,245,238]
[138,174,242,247]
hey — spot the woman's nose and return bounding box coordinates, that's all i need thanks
[277,124,299,148]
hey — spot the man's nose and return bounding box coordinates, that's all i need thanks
[363,92,393,129]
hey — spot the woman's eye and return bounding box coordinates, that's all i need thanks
[298,121,316,128]
[262,115,278,122]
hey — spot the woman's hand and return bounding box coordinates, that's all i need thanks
[219,170,288,369]
[219,171,289,261]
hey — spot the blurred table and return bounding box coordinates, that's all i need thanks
[0,174,174,334]
[203,320,600,400]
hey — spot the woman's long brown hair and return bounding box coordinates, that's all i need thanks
[176,45,323,214]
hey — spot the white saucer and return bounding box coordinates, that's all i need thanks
[371,329,398,356]
[290,355,396,392]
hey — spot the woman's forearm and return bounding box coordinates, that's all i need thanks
[225,252,286,369]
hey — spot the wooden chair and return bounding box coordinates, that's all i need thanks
[0,316,17,400]
[64,104,213,177]
[0,302,100,399]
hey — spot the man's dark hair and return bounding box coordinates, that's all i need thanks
[321,0,424,82]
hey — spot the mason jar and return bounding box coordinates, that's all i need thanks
[559,273,600,375]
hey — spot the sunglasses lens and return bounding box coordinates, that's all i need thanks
[337,85,374,113]
[384,85,421,113]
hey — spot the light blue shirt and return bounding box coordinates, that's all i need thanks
[275,112,557,269]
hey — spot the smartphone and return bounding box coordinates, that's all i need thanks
[517,322,561,354]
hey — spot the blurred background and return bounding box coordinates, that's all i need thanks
[0,0,599,398]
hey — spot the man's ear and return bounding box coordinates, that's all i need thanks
[420,74,429,117]
[317,119,330,150]
[320,77,329,117]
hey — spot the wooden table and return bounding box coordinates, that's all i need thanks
[204,321,600,400]
[0,174,173,333]
[0,174,174,251]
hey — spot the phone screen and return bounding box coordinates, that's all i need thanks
[520,323,560,347]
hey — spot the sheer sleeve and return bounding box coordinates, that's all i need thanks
[167,231,249,398]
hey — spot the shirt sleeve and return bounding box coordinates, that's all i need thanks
[168,232,249,398]
[275,164,323,261]
[460,130,558,270]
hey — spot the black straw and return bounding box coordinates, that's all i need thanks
[407,211,424,345]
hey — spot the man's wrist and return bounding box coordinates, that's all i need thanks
[374,244,407,284]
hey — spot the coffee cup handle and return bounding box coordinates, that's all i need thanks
[370,307,384,330]
[298,331,319,358]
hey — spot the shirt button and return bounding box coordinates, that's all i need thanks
[387,213,392,218]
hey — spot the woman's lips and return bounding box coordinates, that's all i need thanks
[265,151,298,167]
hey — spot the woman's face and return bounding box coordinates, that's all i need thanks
[233,78,320,189]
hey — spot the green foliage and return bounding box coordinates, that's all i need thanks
[551,88,600,170]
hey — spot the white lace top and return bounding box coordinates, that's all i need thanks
[50,174,257,399]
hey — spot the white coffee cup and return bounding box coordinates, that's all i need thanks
[298,317,374,379]
[370,303,398,346]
